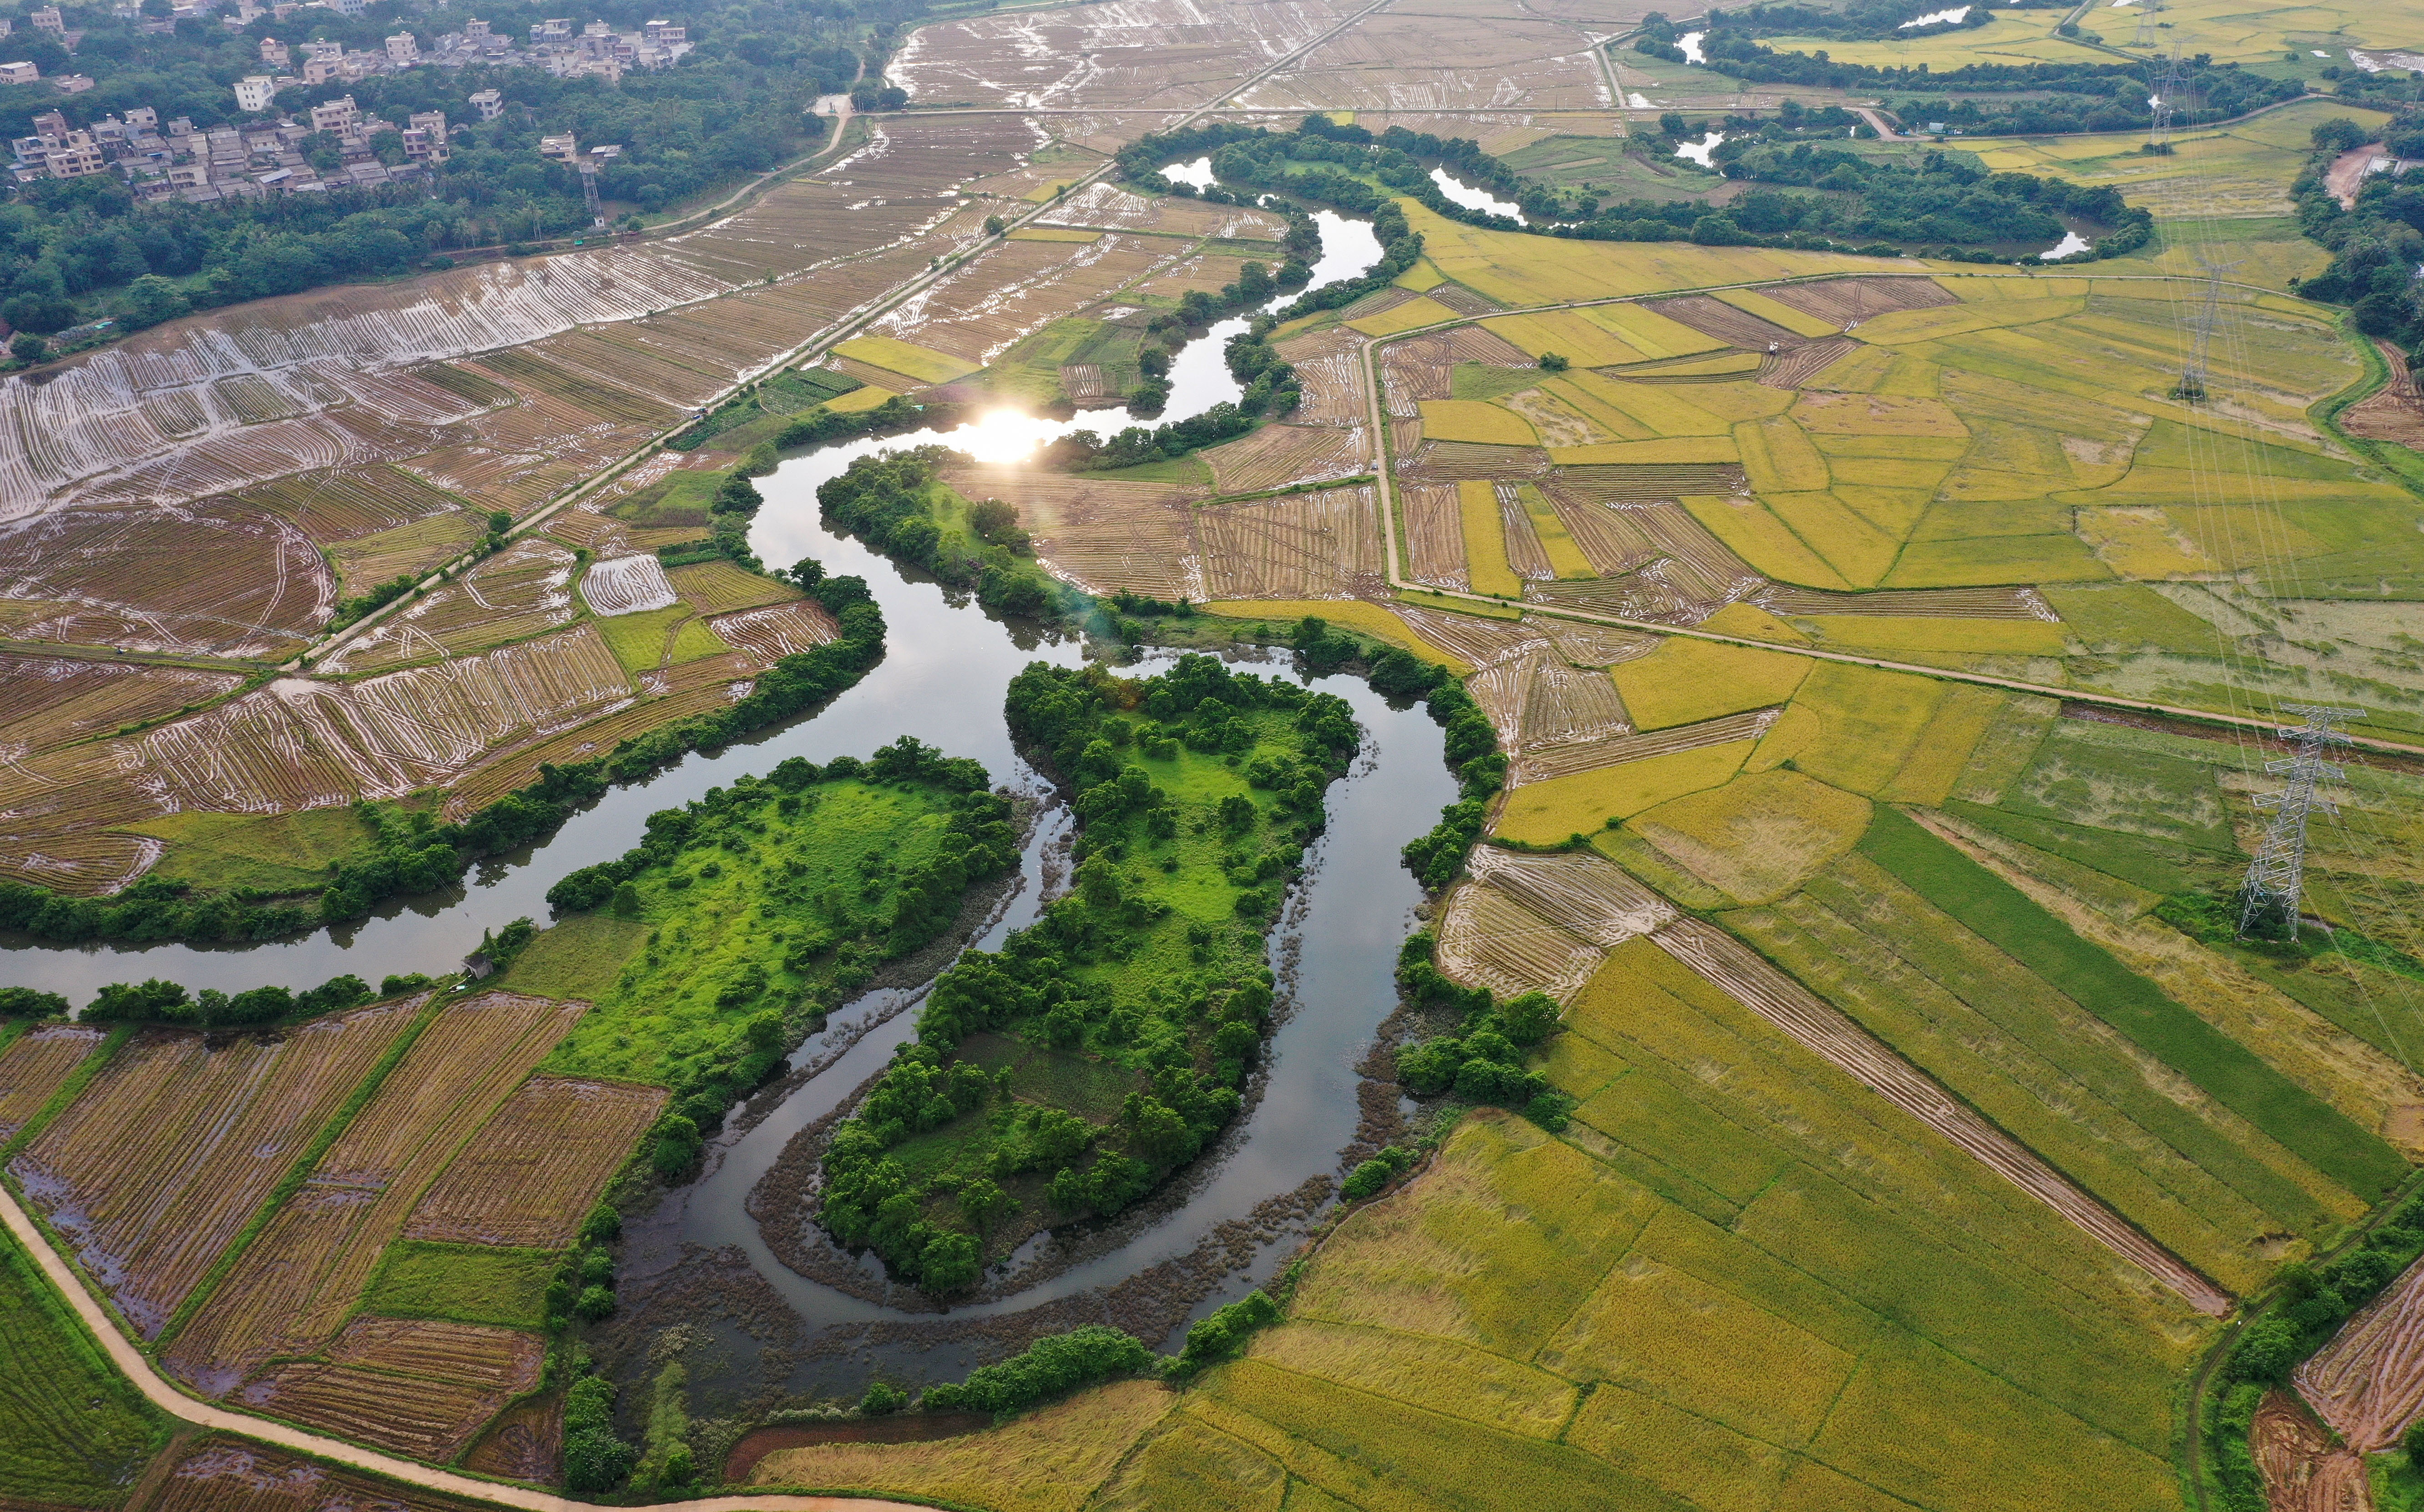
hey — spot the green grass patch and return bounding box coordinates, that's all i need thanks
[1859,806,2406,1195]
[121,806,376,896]
[667,616,732,665]
[359,1239,556,1330]
[1450,361,1540,401]
[1943,800,2219,896]
[538,751,1018,1088]
[1086,453,1214,486]
[608,470,721,529]
[0,1224,167,1507]
[1999,720,2243,854]
[597,605,688,674]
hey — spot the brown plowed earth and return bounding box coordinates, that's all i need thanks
[404,1076,667,1248]
[1651,917,2235,1315]
[2295,1253,2424,1451]
[2340,339,2424,448]
[1755,274,1958,325]
[461,1396,562,1484]
[2251,1389,2371,1512]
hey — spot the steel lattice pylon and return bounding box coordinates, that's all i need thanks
[2237,705,2365,937]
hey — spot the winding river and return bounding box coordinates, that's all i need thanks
[1,205,1450,1400]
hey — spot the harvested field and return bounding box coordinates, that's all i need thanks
[1755,584,2055,620]
[140,1440,490,1512]
[1438,326,1536,366]
[1641,294,1814,351]
[2294,1254,2424,1451]
[578,555,679,618]
[1495,483,1554,581]
[1197,484,1385,601]
[1523,508,1762,626]
[0,502,332,660]
[1427,284,1503,317]
[0,1024,105,1139]
[874,234,1176,366]
[166,992,583,1395]
[234,466,468,545]
[712,602,840,663]
[439,682,736,821]
[889,0,1359,111]
[0,655,239,757]
[1652,917,2231,1314]
[1548,461,1747,499]
[237,1317,542,1461]
[1437,879,1605,1003]
[1381,336,1451,415]
[1387,602,1547,670]
[947,466,1203,601]
[1466,844,1676,948]
[1540,489,1662,576]
[1037,183,1284,241]
[463,1396,561,1483]
[1242,15,1607,111]
[1535,616,1660,666]
[2340,339,2424,448]
[1201,423,1370,494]
[1758,336,1860,389]
[132,625,634,813]
[465,351,672,429]
[671,560,797,616]
[12,1002,420,1336]
[1272,328,1367,428]
[2251,1389,2368,1512]
[1514,708,1782,786]
[325,537,576,672]
[1756,275,1958,326]
[404,1076,667,1248]
[1401,440,1548,482]
[1401,482,1470,590]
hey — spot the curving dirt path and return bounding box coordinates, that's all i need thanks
[0,1179,933,1512]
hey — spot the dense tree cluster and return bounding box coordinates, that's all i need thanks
[816,446,1063,619]
[55,971,373,1025]
[0,0,891,334]
[1392,932,1575,1127]
[920,1324,1155,1413]
[817,656,1358,1294]
[2292,114,2424,358]
[1711,136,2150,256]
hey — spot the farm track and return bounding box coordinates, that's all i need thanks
[0,1161,926,1512]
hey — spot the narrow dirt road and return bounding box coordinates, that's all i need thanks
[0,1181,932,1512]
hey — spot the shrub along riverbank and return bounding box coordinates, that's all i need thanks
[815,655,1361,1295]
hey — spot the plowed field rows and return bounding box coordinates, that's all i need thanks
[1380,338,1449,415]
[326,537,578,671]
[1400,482,1468,590]
[1547,462,1746,499]
[1541,489,1662,576]
[12,1001,419,1336]
[404,1077,667,1248]
[1469,645,1633,750]
[466,352,672,429]
[525,331,724,410]
[233,467,466,543]
[0,503,333,659]
[712,602,840,662]
[881,236,1177,365]
[1496,482,1554,580]
[136,625,632,814]
[439,683,735,822]
[167,992,581,1393]
[1436,880,1603,1002]
[1758,336,1860,389]
[0,655,239,757]
[1515,707,1781,785]
[1536,617,1659,666]
[1203,423,1370,494]
[672,559,798,615]
[0,1024,104,1139]
[1653,917,2231,1314]
[238,1316,537,1462]
[140,1440,488,1512]
[1273,329,1367,428]
[891,0,1360,111]
[1198,484,1385,600]
[1466,845,1676,947]
[1387,602,1546,669]
[463,1397,561,1483]
[579,555,679,618]
[2294,1254,2424,1451]
[1403,440,1548,482]
[1641,294,1809,351]
[1757,274,1957,325]
[1240,14,1605,111]
[946,467,1205,600]
[2251,1389,2368,1512]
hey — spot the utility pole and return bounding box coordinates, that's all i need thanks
[2238,705,2365,938]
[2173,254,2242,401]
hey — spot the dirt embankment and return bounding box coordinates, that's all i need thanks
[722,1415,990,1482]
[2327,143,2386,210]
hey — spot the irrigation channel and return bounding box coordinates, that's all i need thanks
[3,207,1459,1404]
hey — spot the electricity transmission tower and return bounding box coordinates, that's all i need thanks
[2131,0,2157,49]
[2149,46,2185,151]
[578,160,605,226]
[2238,705,2366,938]
[2173,255,2242,401]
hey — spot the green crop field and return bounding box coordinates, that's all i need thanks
[0,1225,167,1507]
[359,1239,556,1331]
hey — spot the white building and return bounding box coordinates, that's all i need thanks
[258,35,287,65]
[468,86,501,120]
[233,75,276,111]
[383,30,417,64]
[308,95,356,133]
[30,7,63,34]
[0,61,36,85]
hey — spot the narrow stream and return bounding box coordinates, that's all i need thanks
[1429,167,1525,224]
[1,196,1434,1398]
